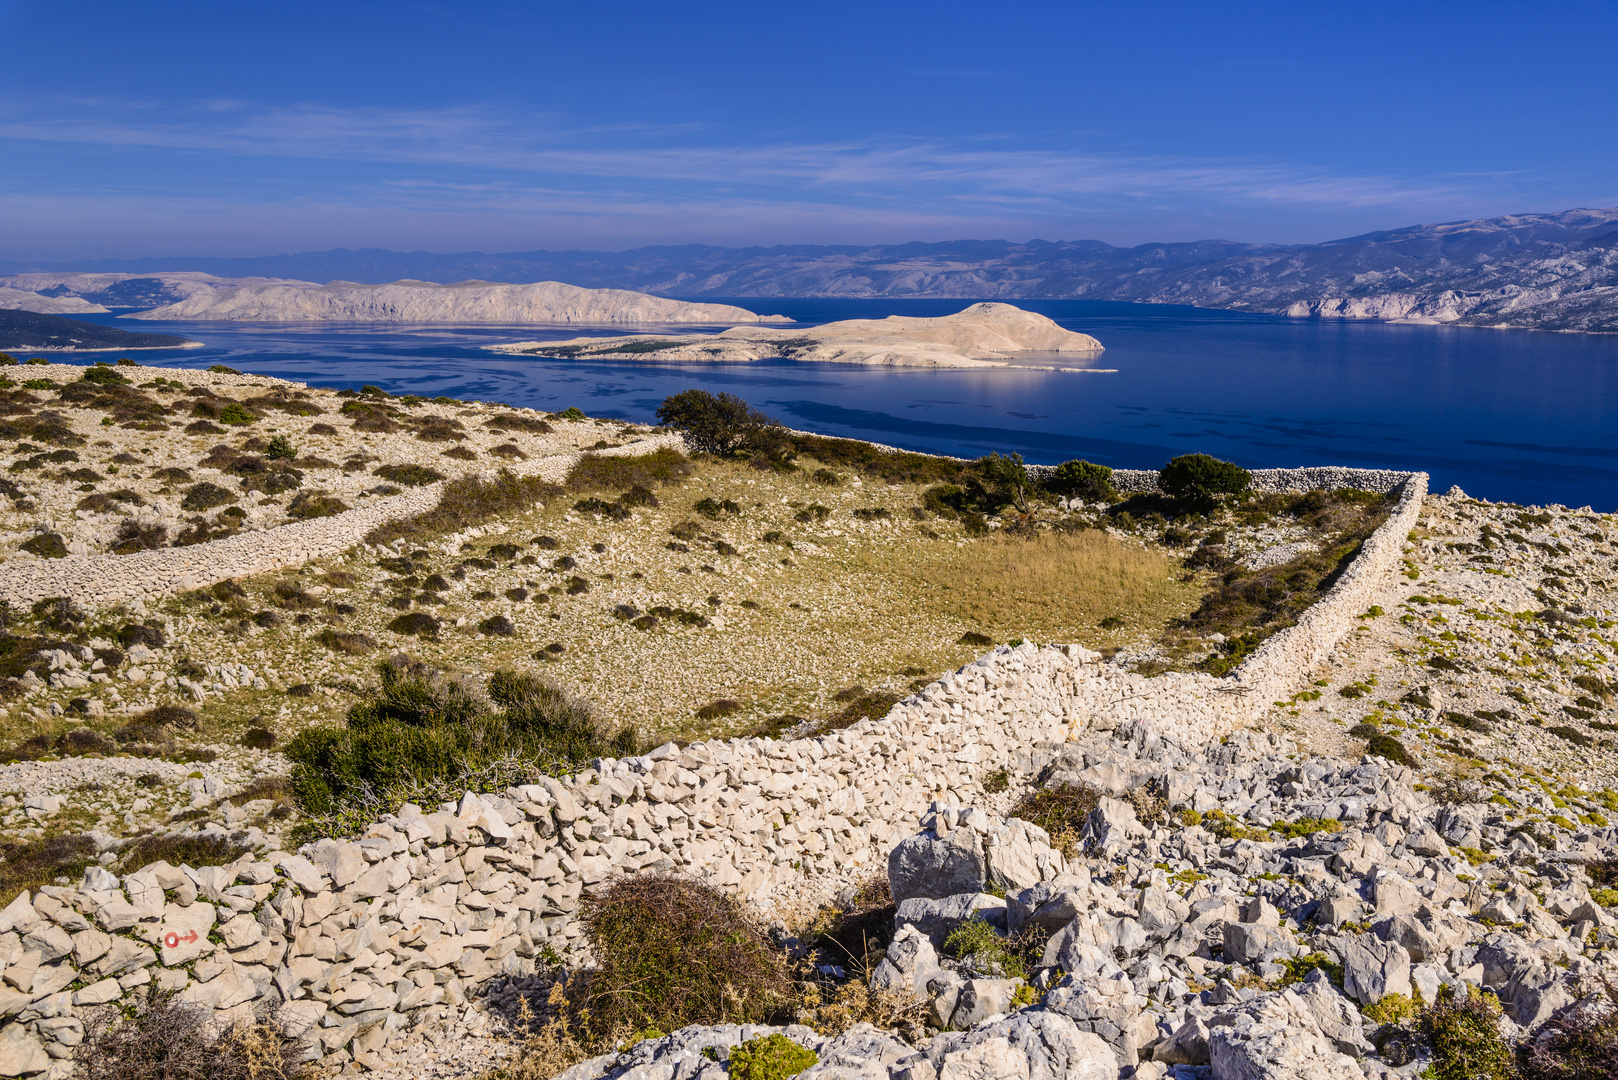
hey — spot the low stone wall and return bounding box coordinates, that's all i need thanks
[0,467,1428,1073]
[0,435,682,609]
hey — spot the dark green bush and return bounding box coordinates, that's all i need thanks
[975,452,1031,513]
[1366,733,1417,766]
[1048,459,1116,502]
[1158,453,1251,504]
[563,447,691,492]
[217,403,256,426]
[264,435,297,460]
[19,532,68,558]
[207,364,241,375]
[655,390,790,459]
[284,661,642,814]
[180,482,235,512]
[372,463,443,487]
[286,491,349,519]
[366,469,563,546]
[1418,987,1517,1080]
[581,873,792,1035]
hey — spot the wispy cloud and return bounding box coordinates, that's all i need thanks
[0,95,1488,216]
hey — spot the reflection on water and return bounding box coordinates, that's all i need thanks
[74,298,1618,510]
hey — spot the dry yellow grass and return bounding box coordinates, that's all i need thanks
[891,530,1197,643]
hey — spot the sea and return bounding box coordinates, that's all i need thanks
[67,299,1618,511]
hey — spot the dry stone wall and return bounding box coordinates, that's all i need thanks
[0,467,1427,1074]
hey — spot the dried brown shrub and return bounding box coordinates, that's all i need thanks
[75,986,310,1080]
[581,872,793,1035]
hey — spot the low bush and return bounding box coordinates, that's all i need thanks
[727,1034,818,1080]
[264,435,297,460]
[957,631,993,647]
[316,629,376,655]
[372,463,444,487]
[581,872,793,1035]
[180,481,235,512]
[286,491,349,519]
[1010,782,1101,857]
[75,985,309,1080]
[695,698,740,721]
[242,727,276,750]
[19,532,68,558]
[478,615,516,636]
[366,469,563,546]
[284,660,642,815]
[1366,733,1417,766]
[387,612,440,637]
[121,833,249,871]
[564,447,691,492]
[1158,453,1251,505]
[1047,458,1116,502]
[0,834,98,906]
[111,519,168,554]
[1418,986,1518,1080]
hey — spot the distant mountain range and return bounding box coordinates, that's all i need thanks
[3,206,1615,332]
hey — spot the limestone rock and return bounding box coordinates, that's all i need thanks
[889,830,987,903]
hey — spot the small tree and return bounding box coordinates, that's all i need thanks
[1158,453,1251,504]
[975,452,1032,514]
[655,389,790,461]
[1048,459,1116,502]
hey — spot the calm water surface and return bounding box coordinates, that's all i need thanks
[80,299,1618,510]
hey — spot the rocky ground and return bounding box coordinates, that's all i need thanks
[4,359,1617,1079]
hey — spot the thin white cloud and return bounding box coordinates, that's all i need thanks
[0,95,1492,218]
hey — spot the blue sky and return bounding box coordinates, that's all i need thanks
[1,0,1615,259]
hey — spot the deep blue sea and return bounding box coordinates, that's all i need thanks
[70,299,1618,510]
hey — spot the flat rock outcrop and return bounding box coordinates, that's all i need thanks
[492,302,1104,368]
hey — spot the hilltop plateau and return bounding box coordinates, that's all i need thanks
[0,359,1614,1080]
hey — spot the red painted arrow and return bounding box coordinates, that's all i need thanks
[163,930,200,949]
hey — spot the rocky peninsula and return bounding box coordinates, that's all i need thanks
[490,302,1105,368]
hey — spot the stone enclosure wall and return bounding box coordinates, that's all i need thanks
[0,447,1427,1074]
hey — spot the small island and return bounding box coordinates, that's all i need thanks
[488,301,1105,367]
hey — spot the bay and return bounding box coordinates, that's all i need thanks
[72,299,1618,510]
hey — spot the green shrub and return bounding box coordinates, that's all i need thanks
[80,365,129,386]
[1010,782,1101,857]
[1275,952,1344,987]
[982,769,1010,794]
[181,482,235,512]
[19,532,68,558]
[366,469,563,546]
[386,612,440,637]
[655,389,789,459]
[581,873,792,1034]
[286,491,349,519]
[1158,453,1251,504]
[207,364,241,374]
[1048,459,1116,502]
[728,1034,818,1080]
[1419,987,1517,1080]
[921,484,967,518]
[943,915,1026,978]
[284,661,641,814]
[564,447,691,492]
[1366,733,1416,766]
[695,699,740,721]
[217,402,255,425]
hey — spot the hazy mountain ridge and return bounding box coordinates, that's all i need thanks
[3,207,1615,330]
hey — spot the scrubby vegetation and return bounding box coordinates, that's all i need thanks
[75,986,309,1080]
[579,872,793,1035]
[284,659,643,819]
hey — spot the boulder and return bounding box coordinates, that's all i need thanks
[1207,990,1362,1080]
[889,829,987,903]
[927,1009,1118,1080]
[1221,922,1295,965]
[0,1024,50,1077]
[984,820,1065,892]
[1080,798,1141,856]
[895,893,1005,951]
[949,978,1020,1029]
[1152,1015,1210,1065]
[1339,934,1412,1005]
[869,925,941,1003]
[1293,969,1374,1056]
